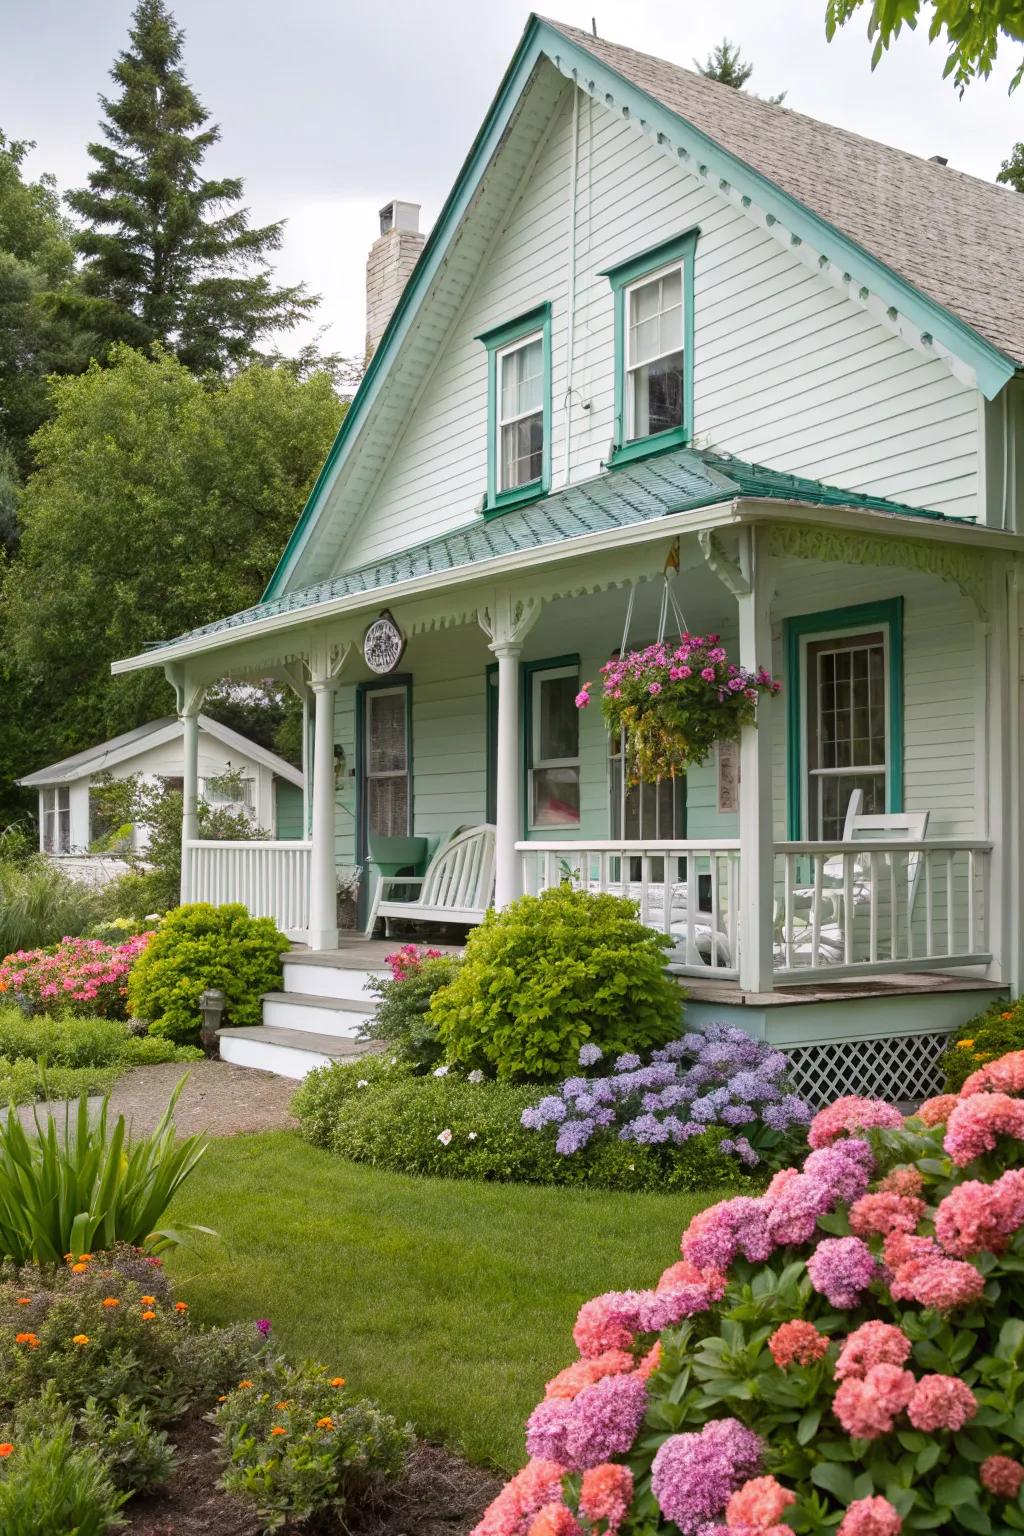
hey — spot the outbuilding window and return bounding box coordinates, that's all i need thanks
[42,786,71,853]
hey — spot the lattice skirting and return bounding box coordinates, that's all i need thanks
[783,1030,951,1108]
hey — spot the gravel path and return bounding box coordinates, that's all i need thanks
[17,1060,299,1139]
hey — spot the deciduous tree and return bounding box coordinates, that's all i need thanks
[825,0,1024,92]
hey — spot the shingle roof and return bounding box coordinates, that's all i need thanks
[548,19,1024,368]
[152,448,957,649]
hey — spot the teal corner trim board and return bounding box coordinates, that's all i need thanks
[262,14,1016,603]
[600,229,698,468]
[783,599,904,840]
[476,302,553,516]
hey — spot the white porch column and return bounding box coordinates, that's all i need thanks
[737,530,776,993]
[481,591,541,909]
[309,677,340,950]
[166,666,206,905]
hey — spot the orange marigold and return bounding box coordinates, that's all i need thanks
[174,1301,188,1312]
[0,1444,12,1458]
[14,1333,38,1348]
[270,1426,287,1437]
[316,1417,335,1431]
[72,1334,89,1346]
[238,1380,254,1389]
[275,1401,290,1411]
[329,1376,345,1388]
[102,1298,120,1308]
[141,1311,157,1321]
[70,1263,88,1274]
[15,1298,30,1306]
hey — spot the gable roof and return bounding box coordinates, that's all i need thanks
[17,715,303,788]
[260,16,1021,603]
[548,18,1024,371]
[117,447,963,657]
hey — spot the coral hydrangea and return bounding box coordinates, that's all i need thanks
[934,1168,1024,1256]
[767,1320,829,1369]
[833,1364,915,1439]
[848,1191,925,1239]
[473,1459,566,1536]
[578,1463,633,1530]
[807,1096,903,1149]
[980,1454,1024,1497]
[837,1496,902,1536]
[726,1475,795,1528]
[943,1092,1024,1165]
[906,1374,977,1432]
[916,1094,958,1127]
[834,1322,911,1381]
[961,1048,1024,1097]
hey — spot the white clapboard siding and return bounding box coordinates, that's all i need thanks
[337,83,980,572]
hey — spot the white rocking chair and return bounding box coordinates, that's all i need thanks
[374,824,496,936]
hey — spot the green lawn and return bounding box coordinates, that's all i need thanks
[165,1131,723,1470]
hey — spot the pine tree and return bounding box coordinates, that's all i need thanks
[62,0,317,373]
[695,38,787,104]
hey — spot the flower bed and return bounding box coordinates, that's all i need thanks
[474,1049,1024,1535]
[0,933,153,1019]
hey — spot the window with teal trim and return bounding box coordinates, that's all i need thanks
[601,229,698,469]
[476,303,552,515]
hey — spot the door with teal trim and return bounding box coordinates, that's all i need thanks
[356,677,412,927]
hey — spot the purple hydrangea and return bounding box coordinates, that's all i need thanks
[520,1095,568,1130]
[526,1374,647,1471]
[806,1236,878,1308]
[555,1118,596,1155]
[578,1043,604,1066]
[614,1052,643,1072]
[651,1418,762,1532]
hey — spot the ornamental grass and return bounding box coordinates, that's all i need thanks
[475,1049,1024,1536]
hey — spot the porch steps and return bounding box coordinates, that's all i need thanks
[281,955,387,1002]
[262,991,376,1038]
[218,1025,380,1079]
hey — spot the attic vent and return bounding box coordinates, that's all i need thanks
[929,155,948,166]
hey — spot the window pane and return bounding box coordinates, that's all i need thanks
[818,773,886,842]
[538,673,579,761]
[816,640,885,772]
[533,767,580,827]
[628,271,683,366]
[500,338,543,419]
[368,775,409,837]
[630,352,683,438]
[501,413,543,489]
[367,693,407,775]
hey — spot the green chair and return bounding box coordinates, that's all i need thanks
[364,833,429,937]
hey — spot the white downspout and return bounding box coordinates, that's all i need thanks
[563,86,580,487]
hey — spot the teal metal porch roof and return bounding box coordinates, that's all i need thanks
[148,447,959,651]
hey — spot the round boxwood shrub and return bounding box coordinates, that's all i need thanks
[429,885,683,1081]
[127,902,286,1044]
[939,1000,1024,1090]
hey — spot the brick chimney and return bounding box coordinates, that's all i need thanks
[365,200,424,362]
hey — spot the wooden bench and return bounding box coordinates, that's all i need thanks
[374,824,496,935]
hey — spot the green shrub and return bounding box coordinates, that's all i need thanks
[0,1058,120,1106]
[362,945,462,1070]
[214,1359,411,1531]
[0,1081,208,1263]
[77,1397,175,1494]
[127,902,286,1044]
[0,857,103,956]
[429,885,683,1081]
[0,1008,199,1072]
[0,1394,126,1535]
[939,999,1024,1089]
[293,1060,744,1192]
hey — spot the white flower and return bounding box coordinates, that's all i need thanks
[468,1131,478,1141]
[433,1065,450,1077]
[356,1079,369,1088]
[467,1069,484,1084]
[437,1128,453,1145]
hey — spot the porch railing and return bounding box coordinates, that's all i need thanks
[185,840,312,938]
[516,837,995,985]
[516,840,742,979]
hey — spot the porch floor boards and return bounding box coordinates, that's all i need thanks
[681,971,1000,1008]
[284,938,465,969]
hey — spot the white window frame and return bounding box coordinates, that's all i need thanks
[800,625,890,840]
[623,258,685,443]
[201,775,255,810]
[363,684,411,838]
[529,664,581,831]
[495,329,544,495]
[42,786,71,854]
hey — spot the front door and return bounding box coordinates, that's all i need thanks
[357,680,412,925]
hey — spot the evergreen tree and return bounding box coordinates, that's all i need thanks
[62,0,317,373]
[696,38,787,104]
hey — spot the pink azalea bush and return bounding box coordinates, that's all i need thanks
[0,932,153,1019]
[474,1054,1024,1535]
[577,635,781,783]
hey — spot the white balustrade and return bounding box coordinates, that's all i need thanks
[516,840,742,979]
[185,840,312,938]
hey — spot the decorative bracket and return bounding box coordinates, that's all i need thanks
[307,638,353,687]
[698,530,751,598]
[478,590,542,651]
[164,663,206,719]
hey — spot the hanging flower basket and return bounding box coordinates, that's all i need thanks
[577,633,782,784]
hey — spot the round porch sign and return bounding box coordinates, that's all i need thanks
[363,610,405,674]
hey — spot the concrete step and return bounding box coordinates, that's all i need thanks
[262,991,375,1039]
[281,956,386,1002]
[218,1025,380,1080]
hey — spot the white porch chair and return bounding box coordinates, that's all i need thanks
[375,824,496,935]
[782,791,930,965]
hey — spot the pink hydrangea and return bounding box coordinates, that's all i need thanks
[527,1507,582,1536]
[471,1459,567,1536]
[849,1192,925,1240]
[834,1322,912,1381]
[877,1166,924,1197]
[526,1375,647,1471]
[980,1454,1024,1498]
[887,1252,985,1310]
[658,1260,728,1300]
[934,1169,1024,1256]
[573,1293,643,1358]
[881,1231,941,1273]
[767,1320,830,1369]
[808,1097,903,1149]
[544,1350,633,1401]
[916,1094,958,1127]
[579,1463,633,1531]
[961,1048,1024,1097]
[832,1364,915,1439]
[806,1237,878,1308]
[635,1340,662,1380]
[944,1092,1024,1165]
[906,1374,977,1431]
[650,1418,762,1533]
[726,1475,795,1528]
[837,1496,902,1536]
[681,1199,772,1272]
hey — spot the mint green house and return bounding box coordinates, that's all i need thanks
[113,17,1024,1095]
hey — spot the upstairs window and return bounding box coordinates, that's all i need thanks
[477,304,551,515]
[601,229,697,468]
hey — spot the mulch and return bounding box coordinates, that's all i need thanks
[125,1414,502,1536]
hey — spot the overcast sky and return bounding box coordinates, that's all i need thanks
[4,0,1024,361]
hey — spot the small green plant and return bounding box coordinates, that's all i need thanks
[430,884,683,1081]
[362,944,462,1070]
[127,902,286,1044]
[78,1397,176,1493]
[0,1391,126,1535]
[213,1360,411,1532]
[939,1001,1024,1089]
[0,857,104,957]
[0,1079,209,1263]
